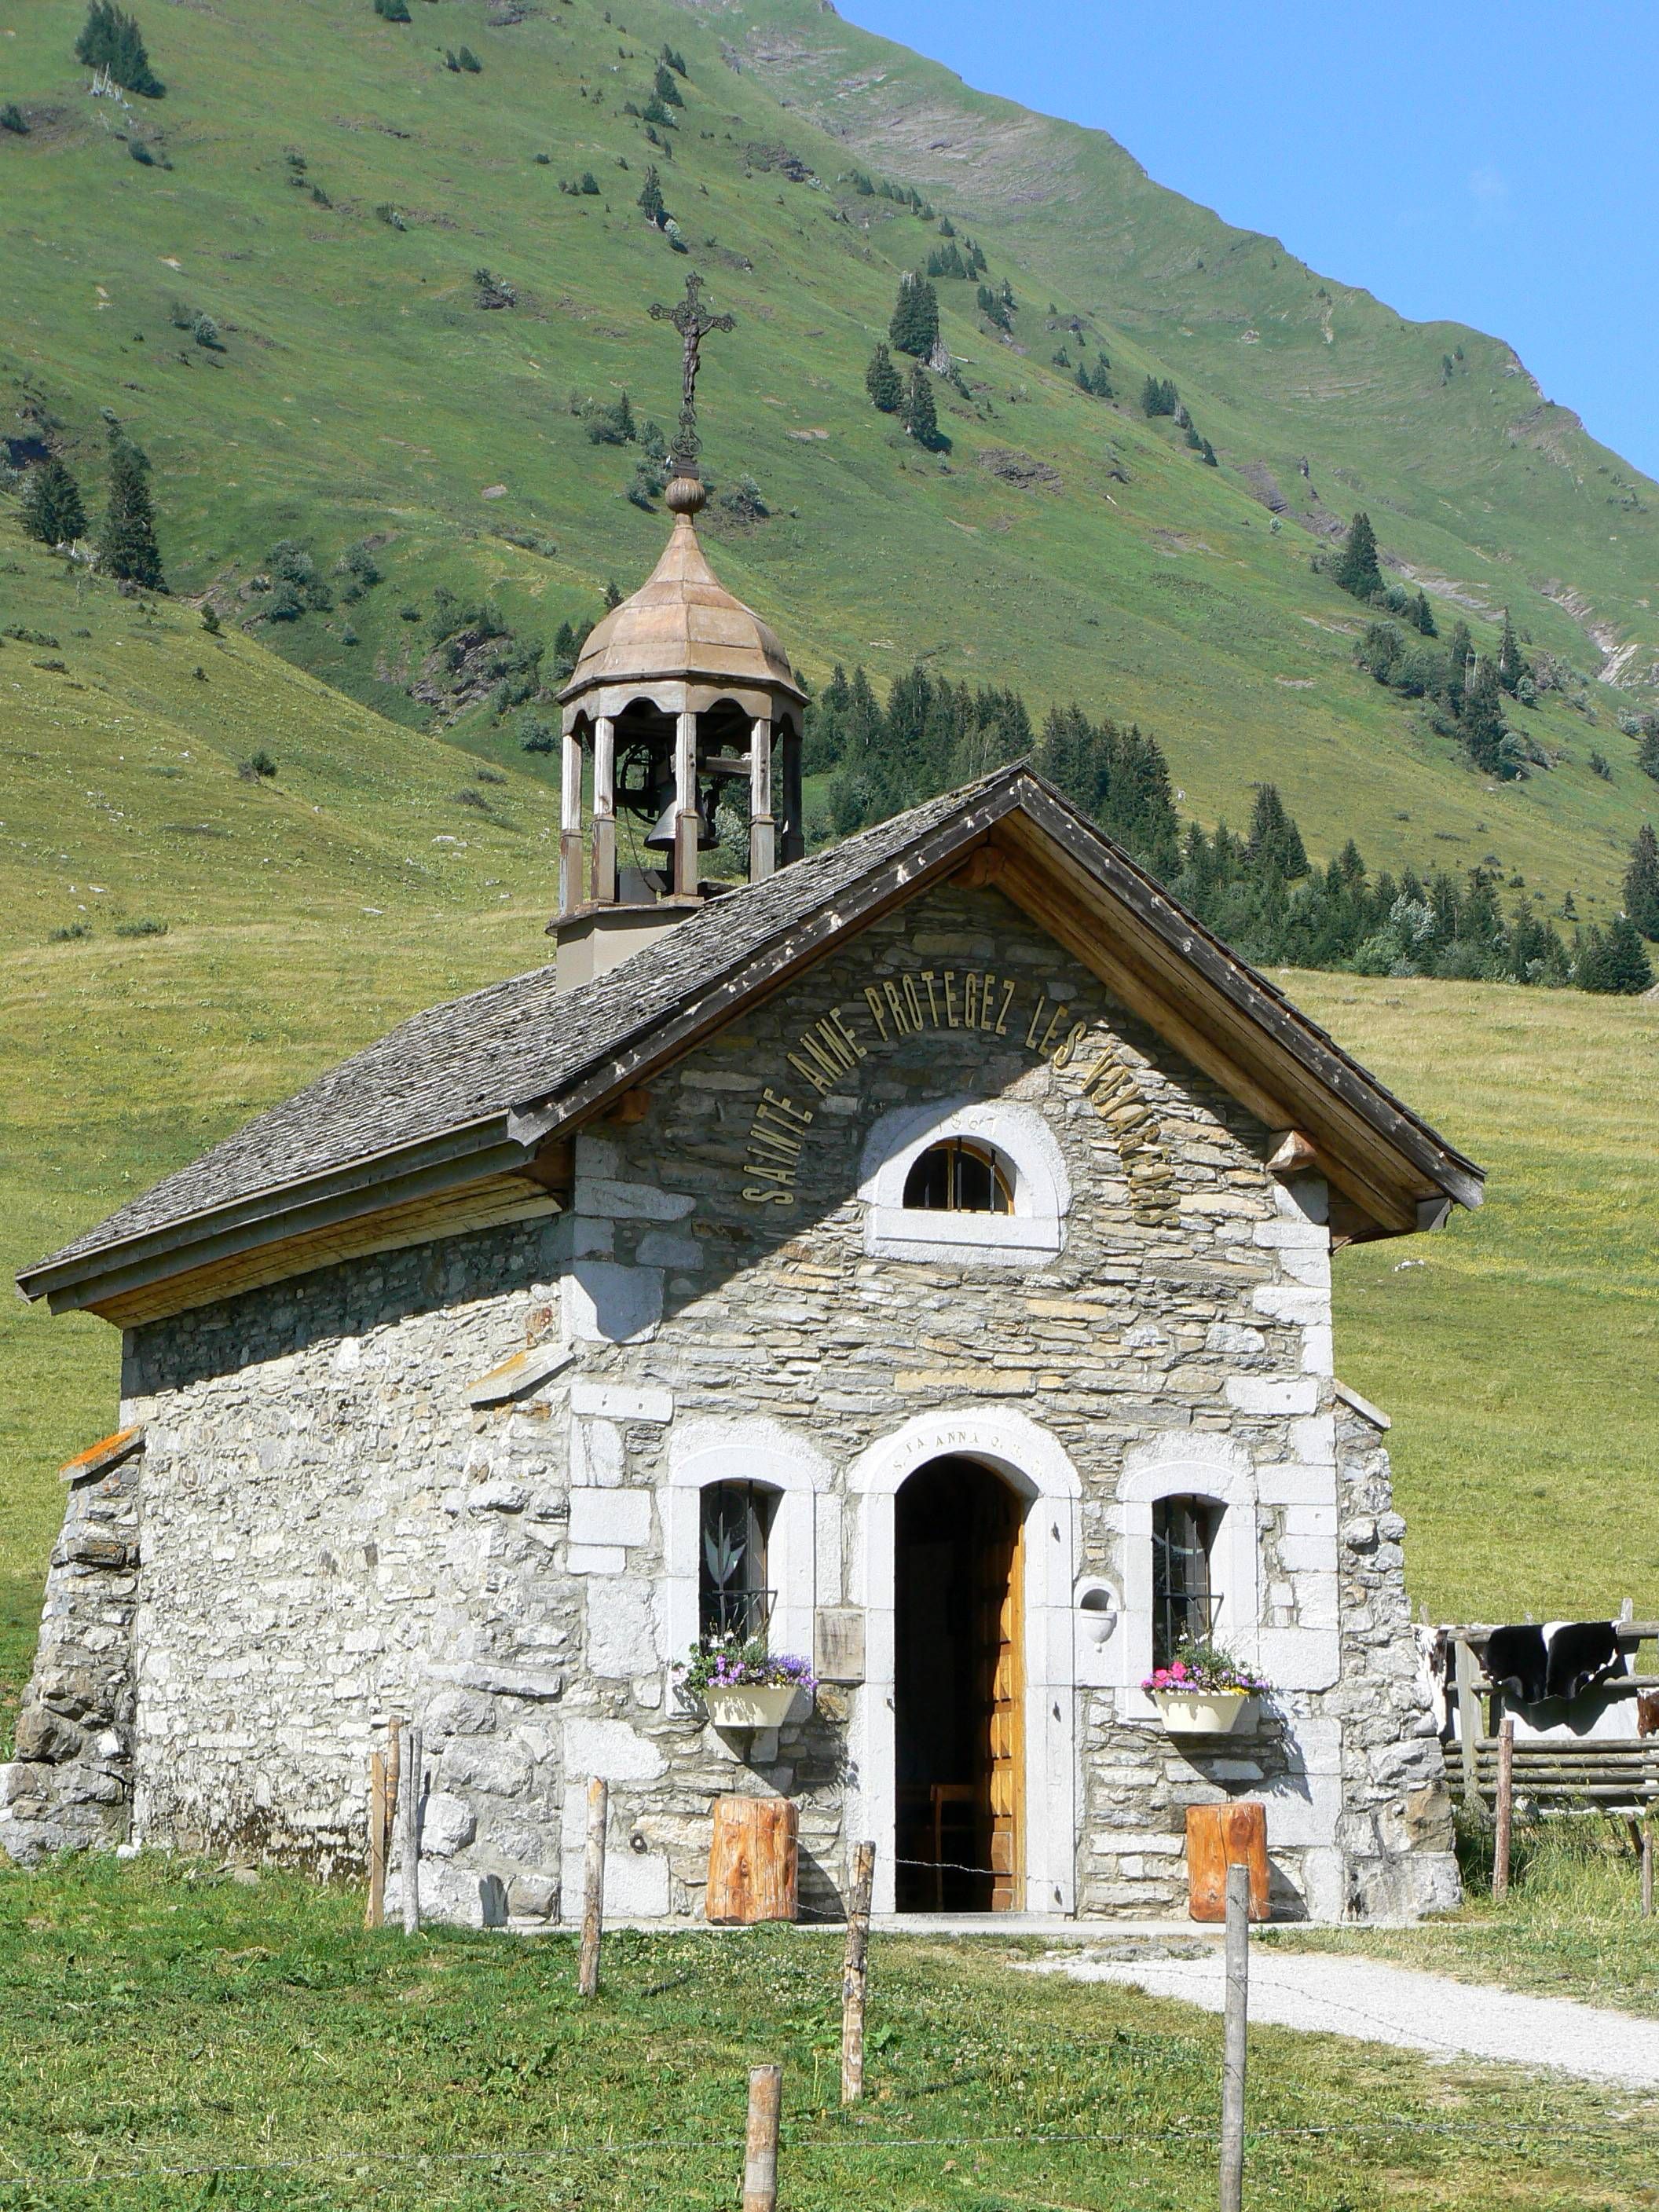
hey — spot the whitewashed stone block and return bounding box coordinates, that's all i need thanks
[1251,1284,1325,1325]
[1291,1415,1337,1465]
[1300,1324,1334,1376]
[566,1262,662,1344]
[573,1178,696,1222]
[570,1382,675,1424]
[1254,1460,1338,1506]
[569,1489,651,1548]
[586,1576,661,1679]
[1225,1375,1317,1416]
[563,1717,667,1782]
[570,1417,624,1489]
[566,1545,625,1576]
[1258,1627,1340,1690]
[635,1231,702,1270]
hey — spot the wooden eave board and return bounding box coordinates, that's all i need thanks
[89,1173,562,1328]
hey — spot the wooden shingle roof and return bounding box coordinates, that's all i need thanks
[19,766,1483,1320]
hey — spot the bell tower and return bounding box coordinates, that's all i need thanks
[549,274,806,991]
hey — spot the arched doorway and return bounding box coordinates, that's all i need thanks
[894,1456,1026,1911]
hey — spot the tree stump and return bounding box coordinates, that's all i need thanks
[1185,1801,1269,1922]
[707,1795,799,1925]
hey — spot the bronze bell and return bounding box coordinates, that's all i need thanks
[643,793,720,853]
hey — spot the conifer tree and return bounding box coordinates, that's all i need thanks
[653,60,683,105]
[1640,727,1659,784]
[20,457,88,547]
[1245,783,1309,879]
[636,164,665,225]
[1460,657,1507,774]
[1333,511,1382,600]
[1623,822,1659,941]
[1412,590,1437,637]
[903,361,942,449]
[1496,606,1525,694]
[1605,912,1656,993]
[888,272,939,359]
[75,1,164,96]
[864,339,903,414]
[97,431,164,588]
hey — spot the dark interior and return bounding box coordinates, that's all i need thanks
[894,1456,1020,1912]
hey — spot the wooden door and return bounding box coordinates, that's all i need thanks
[978,1489,1025,1911]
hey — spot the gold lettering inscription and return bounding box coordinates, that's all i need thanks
[740,965,1101,1206]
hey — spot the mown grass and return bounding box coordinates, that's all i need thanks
[0,1853,1651,2210]
[1278,1815,1659,2023]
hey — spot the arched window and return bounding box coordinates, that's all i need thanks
[903,1138,1013,1216]
[699,1481,778,1643]
[1152,1496,1223,1668]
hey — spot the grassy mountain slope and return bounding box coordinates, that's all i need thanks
[0,0,1654,919]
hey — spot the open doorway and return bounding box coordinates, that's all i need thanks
[894,1456,1026,1911]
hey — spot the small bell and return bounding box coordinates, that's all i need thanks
[643,797,720,854]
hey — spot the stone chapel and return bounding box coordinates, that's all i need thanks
[5,361,1483,1925]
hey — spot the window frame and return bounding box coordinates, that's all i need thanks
[859,1098,1070,1268]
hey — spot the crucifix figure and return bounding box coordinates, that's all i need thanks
[650,270,735,476]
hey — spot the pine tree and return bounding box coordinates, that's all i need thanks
[653,61,683,106]
[864,340,903,414]
[888,272,939,359]
[20,457,88,547]
[75,1,165,96]
[97,432,165,588]
[1245,783,1309,880]
[602,579,623,611]
[1412,589,1437,637]
[1460,658,1507,775]
[637,164,665,225]
[1604,912,1655,993]
[1496,606,1525,694]
[1640,727,1659,784]
[1623,822,1659,941]
[1333,511,1382,600]
[903,361,942,449]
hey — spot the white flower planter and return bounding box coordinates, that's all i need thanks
[704,1683,802,1730]
[1152,1690,1256,1737]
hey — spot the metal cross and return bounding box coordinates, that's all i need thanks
[650,271,735,471]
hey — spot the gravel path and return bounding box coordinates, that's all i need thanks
[1025,1948,1659,2087]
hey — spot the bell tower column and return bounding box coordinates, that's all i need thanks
[591,713,617,905]
[749,716,775,881]
[779,722,804,866]
[672,705,699,895]
[559,720,585,913]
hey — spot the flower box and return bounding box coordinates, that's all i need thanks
[703,1683,803,1731]
[676,1637,817,1736]
[1151,1689,1257,1737]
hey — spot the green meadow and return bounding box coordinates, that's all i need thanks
[0,1853,1650,2210]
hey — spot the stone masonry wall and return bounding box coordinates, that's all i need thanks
[42,881,1451,1921]
[0,1449,141,1865]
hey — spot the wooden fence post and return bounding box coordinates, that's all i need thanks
[1218,1860,1248,2212]
[840,1840,876,2105]
[365,1750,387,1929]
[579,1776,608,1998]
[742,2063,782,2212]
[1492,1716,1515,1901]
[1643,1822,1654,1921]
[401,1725,422,1936]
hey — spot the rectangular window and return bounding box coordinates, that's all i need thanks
[1152,1496,1222,1668]
[699,1481,777,1644]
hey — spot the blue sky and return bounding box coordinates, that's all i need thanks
[840,2,1659,482]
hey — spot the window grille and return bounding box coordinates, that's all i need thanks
[902,1137,1013,1215]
